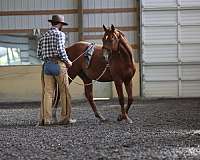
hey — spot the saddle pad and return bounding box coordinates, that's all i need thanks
[84,43,95,68]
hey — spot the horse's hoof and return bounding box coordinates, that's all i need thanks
[117,114,133,123]
[95,113,106,122]
[126,117,133,124]
[117,114,123,121]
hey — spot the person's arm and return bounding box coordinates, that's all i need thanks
[56,32,72,67]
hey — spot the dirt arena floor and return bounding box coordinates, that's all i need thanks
[0,98,200,160]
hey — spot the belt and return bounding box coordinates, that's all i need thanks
[45,57,60,63]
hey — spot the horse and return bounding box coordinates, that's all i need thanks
[53,24,136,123]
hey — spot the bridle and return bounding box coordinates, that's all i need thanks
[102,30,121,60]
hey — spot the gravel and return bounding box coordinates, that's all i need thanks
[0,98,200,160]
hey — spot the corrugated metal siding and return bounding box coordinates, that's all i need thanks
[0,0,77,11]
[141,0,200,97]
[142,0,177,8]
[83,0,135,9]
[144,82,178,97]
[82,0,137,44]
[0,14,77,28]
[0,0,79,44]
[180,44,200,62]
[0,0,140,100]
[82,0,138,98]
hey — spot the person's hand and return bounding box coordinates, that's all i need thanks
[65,60,72,68]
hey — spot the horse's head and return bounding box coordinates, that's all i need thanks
[102,24,121,61]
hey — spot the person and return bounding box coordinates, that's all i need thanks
[37,15,76,125]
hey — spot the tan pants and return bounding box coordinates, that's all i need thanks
[40,60,71,123]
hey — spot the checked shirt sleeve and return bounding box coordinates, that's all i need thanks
[56,32,69,63]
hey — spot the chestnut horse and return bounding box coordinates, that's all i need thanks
[53,24,136,123]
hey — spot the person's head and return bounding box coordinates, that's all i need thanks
[48,15,68,31]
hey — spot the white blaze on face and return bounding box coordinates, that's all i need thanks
[102,48,109,61]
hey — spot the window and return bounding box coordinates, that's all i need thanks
[0,34,41,66]
[0,47,21,65]
[0,32,70,66]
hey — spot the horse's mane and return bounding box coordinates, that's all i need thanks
[116,29,134,63]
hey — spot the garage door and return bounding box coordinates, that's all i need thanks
[141,0,200,97]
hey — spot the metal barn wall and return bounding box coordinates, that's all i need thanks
[0,0,79,43]
[82,0,140,98]
[0,0,82,102]
[141,0,200,97]
[0,0,140,102]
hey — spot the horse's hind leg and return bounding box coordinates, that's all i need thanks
[124,80,133,114]
[79,72,106,121]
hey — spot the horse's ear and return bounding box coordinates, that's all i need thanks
[111,24,115,32]
[103,24,107,32]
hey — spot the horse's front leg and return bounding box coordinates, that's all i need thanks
[84,81,106,122]
[114,81,133,123]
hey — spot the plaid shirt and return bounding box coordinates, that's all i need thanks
[37,26,69,63]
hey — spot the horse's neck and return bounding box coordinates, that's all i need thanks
[118,36,134,64]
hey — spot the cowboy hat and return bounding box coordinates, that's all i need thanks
[48,15,68,25]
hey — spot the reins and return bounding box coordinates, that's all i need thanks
[68,64,109,86]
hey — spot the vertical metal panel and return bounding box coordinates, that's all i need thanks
[28,0,35,10]
[180,0,200,7]
[21,0,28,11]
[0,16,9,29]
[143,27,177,44]
[182,81,200,97]
[181,65,200,80]
[67,32,79,44]
[83,0,136,9]
[41,0,48,10]
[8,16,16,29]
[143,66,178,81]
[142,11,177,26]
[0,0,77,11]
[8,0,15,11]
[180,44,200,62]
[142,0,200,97]
[83,12,136,27]
[144,82,178,97]
[181,27,200,43]
[1,0,8,11]
[180,10,200,25]
[143,45,178,63]
[14,0,22,11]
[142,0,177,8]
[0,14,77,30]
